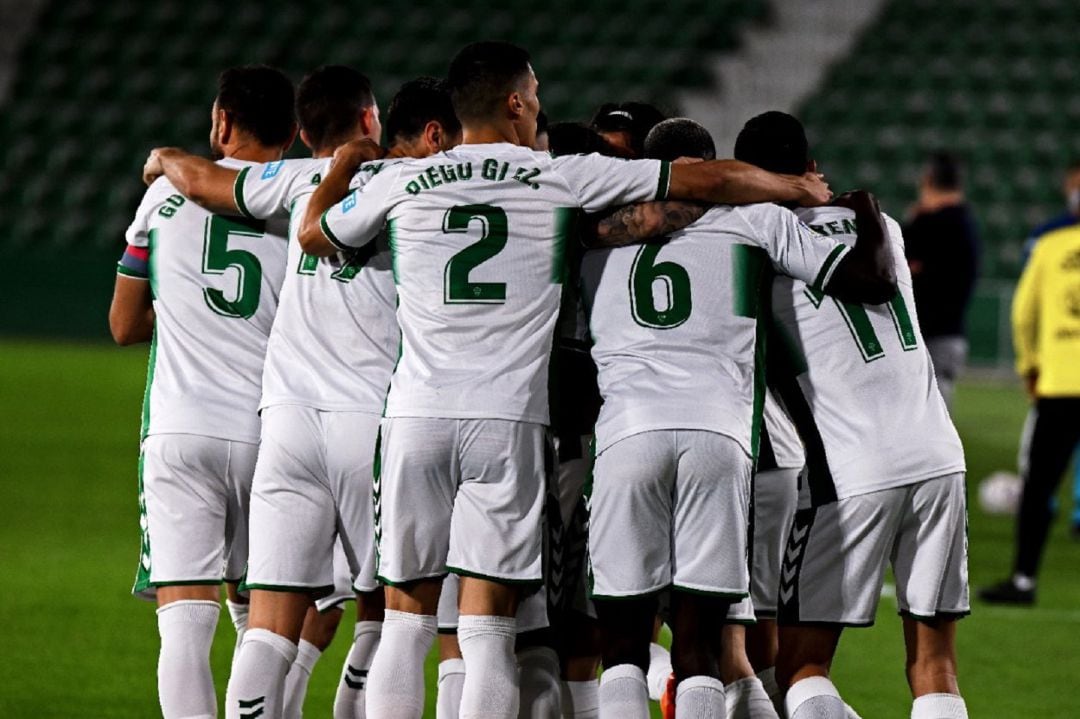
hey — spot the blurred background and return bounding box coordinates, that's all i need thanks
[1,1,1078,717]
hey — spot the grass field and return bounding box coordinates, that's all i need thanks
[1,340,1078,718]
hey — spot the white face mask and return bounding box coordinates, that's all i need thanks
[1069,188,1080,216]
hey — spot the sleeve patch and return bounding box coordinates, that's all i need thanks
[117,245,149,278]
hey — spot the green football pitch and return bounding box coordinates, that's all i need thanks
[2,340,1078,718]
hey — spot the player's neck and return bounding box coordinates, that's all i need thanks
[223,139,284,164]
[461,122,525,147]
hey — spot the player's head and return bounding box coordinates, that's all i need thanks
[922,150,963,192]
[547,122,611,157]
[1065,159,1080,215]
[447,41,539,147]
[733,111,812,175]
[211,65,296,159]
[534,110,549,152]
[385,77,462,157]
[296,65,380,155]
[643,118,716,162]
[591,101,666,158]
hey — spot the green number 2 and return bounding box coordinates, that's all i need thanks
[201,215,266,319]
[629,241,693,328]
[805,286,918,362]
[443,204,508,304]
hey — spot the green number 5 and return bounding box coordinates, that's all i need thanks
[202,215,266,319]
[443,205,508,303]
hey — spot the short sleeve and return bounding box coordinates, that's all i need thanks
[119,180,171,278]
[552,154,670,213]
[319,164,399,251]
[235,159,325,220]
[744,205,850,291]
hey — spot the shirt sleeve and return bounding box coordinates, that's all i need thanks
[552,153,670,213]
[744,205,851,292]
[234,160,318,220]
[118,180,170,277]
[319,165,399,251]
[1012,242,1041,377]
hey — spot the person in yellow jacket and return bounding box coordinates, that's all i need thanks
[981,220,1080,604]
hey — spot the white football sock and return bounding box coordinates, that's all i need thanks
[334,620,382,719]
[226,599,249,670]
[561,679,599,718]
[226,628,299,719]
[911,693,968,719]
[726,676,779,718]
[597,664,650,719]
[457,614,519,719]
[675,675,726,719]
[756,667,783,715]
[282,639,322,719]
[156,600,220,719]
[647,642,674,701]
[786,676,846,719]
[436,657,466,719]
[365,609,436,719]
[518,646,562,718]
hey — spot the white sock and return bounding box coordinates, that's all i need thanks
[726,676,779,719]
[561,679,599,718]
[226,599,249,670]
[365,609,436,719]
[226,628,299,719]
[911,693,968,719]
[282,639,322,719]
[756,668,783,715]
[457,614,519,719]
[334,620,382,719]
[436,658,466,719]
[786,676,846,719]
[597,664,650,719]
[518,646,562,718]
[675,675,725,719]
[647,642,673,701]
[156,600,220,719]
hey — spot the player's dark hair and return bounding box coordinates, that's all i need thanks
[536,110,549,137]
[591,101,667,157]
[547,122,612,157]
[644,118,716,161]
[296,65,376,151]
[926,150,962,190]
[216,65,296,147]
[447,41,532,124]
[733,110,809,175]
[384,77,461,145]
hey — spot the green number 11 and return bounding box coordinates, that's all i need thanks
[805,287,918,362]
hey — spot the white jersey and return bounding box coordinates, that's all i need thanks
[582,204,850,457]
[122,158,288,443]
[760,388,804,470]
[234,158,399,413]
[321,142,669,423]
[771,206,966,505]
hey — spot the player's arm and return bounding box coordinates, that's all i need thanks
[822,191,898,304]
[109,252,154,345]
[668,160,831,206]
[1011,245,1041,397]
[584,201,708,248]
[143,148,240,214]
[299,139,386,257]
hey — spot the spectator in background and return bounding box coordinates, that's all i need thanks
[904,151,981,408]
[979,192,1080,605]
[589,101,666,158]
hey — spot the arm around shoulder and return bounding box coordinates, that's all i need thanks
[822,191,898,304]
[668,160,831,207]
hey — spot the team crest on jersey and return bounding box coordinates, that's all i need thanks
[342,190,357,213]
[261,160,285,180]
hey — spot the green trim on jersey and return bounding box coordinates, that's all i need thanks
[386,219,400,284]
[233,167,254,218]
[132,451,152,595]
[140,329,158,440]
[810,244,847,293]
[552,208,581,283]
[320,210,350,252]
[656,161,672,200]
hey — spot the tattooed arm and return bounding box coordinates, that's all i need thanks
[585,201,708,248]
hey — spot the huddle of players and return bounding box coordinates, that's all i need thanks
[113,40,970,719]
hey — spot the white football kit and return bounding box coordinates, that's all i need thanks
[119,160,288,597]
[581,203,849,598]
[771,207,969,624]
[231,158,398,594]
[320,142,670,583]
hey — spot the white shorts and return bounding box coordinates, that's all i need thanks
[436,572,550,634]
[750,467,800,617]
[246,406,381,594]
[589,430,752,598]
[134,434,257,600]
[314,540,356,614]
[778,474,970,626]
[375,417,549,585]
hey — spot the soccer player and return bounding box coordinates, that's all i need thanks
[733,111,970,719]
[299,42,830,719]
[109,65,295,719]
[590,101,666,158]
[582,117,894,719]
[146,72,462,719]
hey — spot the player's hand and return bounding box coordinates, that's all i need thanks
[832,189,879,212]
[1024,371,1039,401]
[797,172,831,207]
[143,148,168,186]
[673,156,703,165]
[331,139,386,173]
